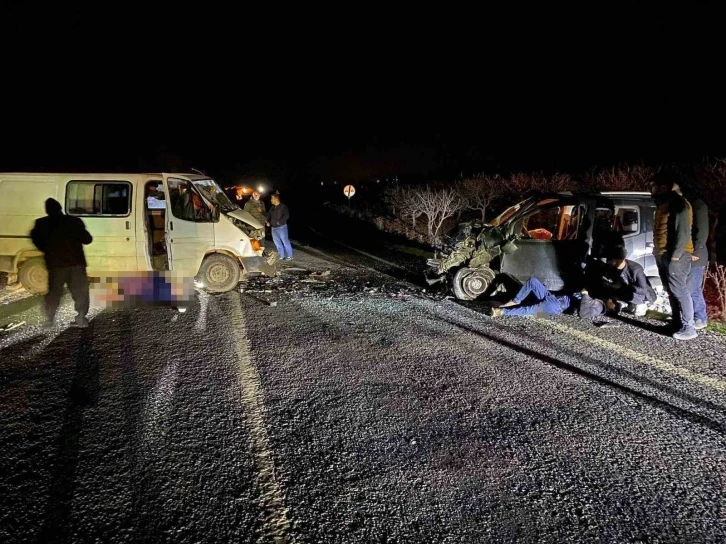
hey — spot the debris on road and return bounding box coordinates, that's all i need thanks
[238,264,443,304]
[0,321,25,332]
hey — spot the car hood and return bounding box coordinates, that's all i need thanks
[227,209,263,230]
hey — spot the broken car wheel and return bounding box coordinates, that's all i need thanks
[198,254,241,293]
[452,267,495,301]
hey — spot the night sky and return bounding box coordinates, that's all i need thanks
[2,3,723,189]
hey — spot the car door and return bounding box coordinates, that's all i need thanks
[64,178,137,273]
[162,174,215,275]
[500,199,591,290]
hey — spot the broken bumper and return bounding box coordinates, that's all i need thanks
[240,256,277,277]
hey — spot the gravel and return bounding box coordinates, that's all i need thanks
[1,243,725,543]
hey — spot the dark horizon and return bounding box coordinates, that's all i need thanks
[3,3,724,189]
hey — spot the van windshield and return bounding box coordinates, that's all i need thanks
[192,179,238,213]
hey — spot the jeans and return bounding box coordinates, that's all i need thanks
[502,277,566,316]
[46,266,89,323]
[656,254,694,331]
[687,265,707,323]
[271,224,293,259]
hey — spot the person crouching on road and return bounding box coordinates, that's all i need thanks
[601,245,657,316]
[651,170,697,340]
[266,194,293,260]
[486,276,611,319]
[30,198,93,329]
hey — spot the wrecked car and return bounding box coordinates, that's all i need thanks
[426,191,664,302]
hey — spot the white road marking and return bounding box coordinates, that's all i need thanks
[229,296,295,542]
[536,318,726,392]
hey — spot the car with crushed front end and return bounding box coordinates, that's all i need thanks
[425,191,667,308]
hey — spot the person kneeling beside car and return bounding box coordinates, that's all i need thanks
[598,245,657,316]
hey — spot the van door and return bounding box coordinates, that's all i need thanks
[64,179,137,272]
[162,174,215,275]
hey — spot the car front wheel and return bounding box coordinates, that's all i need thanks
[452,266,496,301]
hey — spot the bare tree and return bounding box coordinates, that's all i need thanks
[706,264,726,321]
[457,175,499,222]
[587,164,654,191]
[398,187,425,228]
[506,173,544,196]
[545,172,576,193]
[415,186,466,246]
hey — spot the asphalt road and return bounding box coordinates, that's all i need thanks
[1,234,726,543]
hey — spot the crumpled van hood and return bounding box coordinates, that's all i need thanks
[227,209,263,230]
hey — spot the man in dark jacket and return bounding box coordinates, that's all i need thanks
[30,198,93,328]
[684,194,709,329]
[266,194,293,260]
[651,170,696,340]
[601,245,657,316]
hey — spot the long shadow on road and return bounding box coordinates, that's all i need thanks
[438,316,726,436]
[36,324,100,544]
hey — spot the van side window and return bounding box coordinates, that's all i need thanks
[66,181,132,216]
[167,178,214,223]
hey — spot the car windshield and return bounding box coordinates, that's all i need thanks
[487,204,521,227]
[192,179,238,213]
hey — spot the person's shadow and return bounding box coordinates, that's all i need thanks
[36,324,100,543]
[613,312,672,335]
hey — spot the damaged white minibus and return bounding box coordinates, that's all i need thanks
[0,172,274,293]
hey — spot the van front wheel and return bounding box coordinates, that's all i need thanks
[19,258,49,294]
[198,254,241,292]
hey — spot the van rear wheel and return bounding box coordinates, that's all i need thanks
[198,254,241,292]
[19,258,49,294]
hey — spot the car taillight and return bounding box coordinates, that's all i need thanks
[251,240,261,251]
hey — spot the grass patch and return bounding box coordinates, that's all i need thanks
[707,321,726,335]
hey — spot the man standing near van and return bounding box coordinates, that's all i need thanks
[684,190,709,330]
[266,194,293,260]
[244,190,266,225]
[31,198,93,329]
[651,170,696,340]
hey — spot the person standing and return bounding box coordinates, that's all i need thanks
[651,170,696,340]
[266,194,293,260]
[244,190,267,225]
[685,193,709,329]
[30,198,93,329]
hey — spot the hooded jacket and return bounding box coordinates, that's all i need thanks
[30,200,93,268]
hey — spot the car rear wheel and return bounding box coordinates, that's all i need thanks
[452,266,496,301]
[19,258,49,294]
[198,254,241,292]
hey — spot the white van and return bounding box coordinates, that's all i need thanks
[0,172,275,293]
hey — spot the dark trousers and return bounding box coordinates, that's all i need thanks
[687,265,707,323]
[656,255,694,331]
[46,266,90,322]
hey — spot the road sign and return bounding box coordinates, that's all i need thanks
[343,185,356,198]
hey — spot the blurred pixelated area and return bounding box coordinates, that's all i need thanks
[90,272,195,309]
